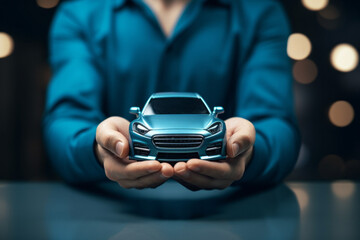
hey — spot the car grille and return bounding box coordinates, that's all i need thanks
[153,135,203,149]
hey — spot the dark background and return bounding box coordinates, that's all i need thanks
[0,0,359,181]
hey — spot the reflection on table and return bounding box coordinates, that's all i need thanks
[0,181,358,240]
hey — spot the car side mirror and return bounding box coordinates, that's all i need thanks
[212,106,224,117]
[129,107,141,118]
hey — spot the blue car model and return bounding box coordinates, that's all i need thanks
[129,92,227,161]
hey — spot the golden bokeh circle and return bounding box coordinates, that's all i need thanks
[0,32,14,59]
[36,0,59,9]
[328,101,355,127]
[330,44,359,72]
[331,180,356,199]
[302,0,329,11]
[319,5,340,20]
[293,59,318,84]
[287,33,312,60]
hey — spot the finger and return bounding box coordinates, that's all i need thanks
[225,118,255,158]
[105,116,131,139]
[186,158,241,180]
[104,157,162,181]
[118,171,170,189]
[174,161,192,179]
[96,117,130,158]
[160,162,174,178]
[97,144,135,164]
[175,170,232,190]
[174,161,187,173]
[227,132,252,158]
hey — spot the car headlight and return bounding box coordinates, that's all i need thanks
[207,122,222,134]
[133,123,150,135]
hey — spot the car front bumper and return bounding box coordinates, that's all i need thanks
[129,129,227,161]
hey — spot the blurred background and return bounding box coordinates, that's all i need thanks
[0,0,359,181]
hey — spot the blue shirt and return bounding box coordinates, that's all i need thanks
[44,0,300,185]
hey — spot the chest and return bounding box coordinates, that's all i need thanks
[103,2,240,117]
[111,4,237,79]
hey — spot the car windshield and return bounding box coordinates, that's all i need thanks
[143,97,210,115]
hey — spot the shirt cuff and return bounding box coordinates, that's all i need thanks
[73,126,107,182]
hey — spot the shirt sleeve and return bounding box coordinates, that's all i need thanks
[43,2,107,183]
[234,2,301,186]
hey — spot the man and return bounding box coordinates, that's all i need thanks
[43,0,300,190]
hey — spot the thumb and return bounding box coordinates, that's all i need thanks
[96,117,130,159]
[225,119,255,158]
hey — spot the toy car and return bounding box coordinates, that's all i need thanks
[129,92,226,161]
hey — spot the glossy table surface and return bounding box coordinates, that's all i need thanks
[0,181,359,240]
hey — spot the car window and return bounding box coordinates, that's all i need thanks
[143,97,210,115]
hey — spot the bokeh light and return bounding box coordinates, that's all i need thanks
[331,180,356,199]
[292,188,309,211]
[319,5,340,20]
[317,5,341,30]
[319,154,345,179]
[302,0,329,11]
[330,44,359,72]
[293,59,318,84]
[0,32,14,59]
[328,100,355,127]
[36,0,59,9]
[287,33,312,60]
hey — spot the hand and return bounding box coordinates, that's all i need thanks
[173,117,255,191]
[95,117,174,189]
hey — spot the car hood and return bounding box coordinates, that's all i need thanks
[142,114,213,130]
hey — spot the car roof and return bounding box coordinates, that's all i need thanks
[150,92,201,99]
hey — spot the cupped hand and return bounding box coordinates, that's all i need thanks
[173,117,255,191]
[95,117,174,189]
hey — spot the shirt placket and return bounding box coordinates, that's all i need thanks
[133,0,206,91]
